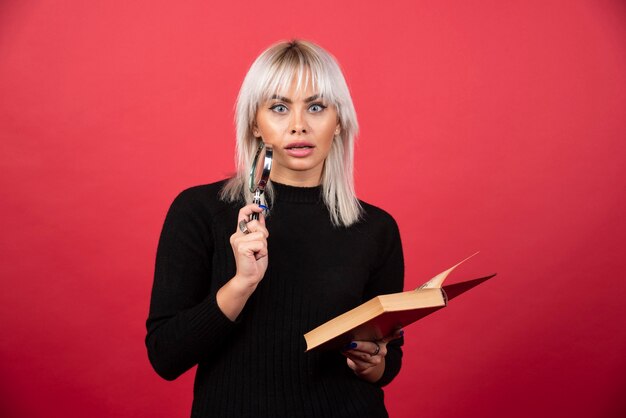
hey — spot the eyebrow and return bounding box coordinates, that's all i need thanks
[270,94,321,103]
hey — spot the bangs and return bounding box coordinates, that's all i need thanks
[256,48,339,104]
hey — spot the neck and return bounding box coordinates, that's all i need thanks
[270,168,322,187]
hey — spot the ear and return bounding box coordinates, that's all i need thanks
[253,125,261,138]
[334,124,341,136]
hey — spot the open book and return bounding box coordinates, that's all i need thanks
[303,252,495,352]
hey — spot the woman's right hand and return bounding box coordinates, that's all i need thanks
[229,203,269,290]
[217,204,269,321]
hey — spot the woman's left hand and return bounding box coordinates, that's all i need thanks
[341,329,403,383]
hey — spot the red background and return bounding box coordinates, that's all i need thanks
[1,1,625,417]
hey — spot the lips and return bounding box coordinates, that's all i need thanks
[285,142,315,150]
[285,142,315,157]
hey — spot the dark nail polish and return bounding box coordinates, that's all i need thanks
[343,342,357,350]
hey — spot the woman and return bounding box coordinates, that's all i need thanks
[146,40,405,418]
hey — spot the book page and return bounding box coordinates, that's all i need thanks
[418,252,480,289]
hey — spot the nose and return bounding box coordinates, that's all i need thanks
[289,109,307,135]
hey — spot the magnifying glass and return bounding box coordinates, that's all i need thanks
[248,142,273,221]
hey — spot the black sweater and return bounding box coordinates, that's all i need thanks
[146,180,405,418]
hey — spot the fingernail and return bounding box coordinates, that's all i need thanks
[343,342,357,350]
[259,204,268,210]
[399,330,404,336]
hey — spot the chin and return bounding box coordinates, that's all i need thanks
[288,162,323,172]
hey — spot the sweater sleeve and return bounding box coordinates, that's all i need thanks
[363,211,405,387]
[145,189,237,381]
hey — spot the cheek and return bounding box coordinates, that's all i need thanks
[256,112,287,138]
[258,123,285,145]
[320,122,338,147]
[318,111,339,141]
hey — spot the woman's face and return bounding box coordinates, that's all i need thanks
[254,77,340,187]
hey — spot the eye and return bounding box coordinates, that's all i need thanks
[270,104,288,113]
[309,103,327,113]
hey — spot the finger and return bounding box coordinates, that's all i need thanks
[343,351,381,368]
[235,240,268,260]
[345,341,386,357]
[343,347,385,364]
[234,234,267,251]
[343,350,375,363]
[238,204,265,223]
[345,356,374,372]
[346,357,358,372]
[241,220,269,238]
[233,232,268,249]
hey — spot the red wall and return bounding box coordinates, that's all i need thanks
[1,1,625,417]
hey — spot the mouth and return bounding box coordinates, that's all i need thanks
[284,142,316,157]
[285,142,315,150]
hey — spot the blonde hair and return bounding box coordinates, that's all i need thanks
[220,40,362,227]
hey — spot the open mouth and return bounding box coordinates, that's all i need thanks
[284,142,315,157]
[285,142,315,150]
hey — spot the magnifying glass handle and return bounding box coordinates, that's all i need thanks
[250,190,261,221]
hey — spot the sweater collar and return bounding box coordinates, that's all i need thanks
[271,181,322,203]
